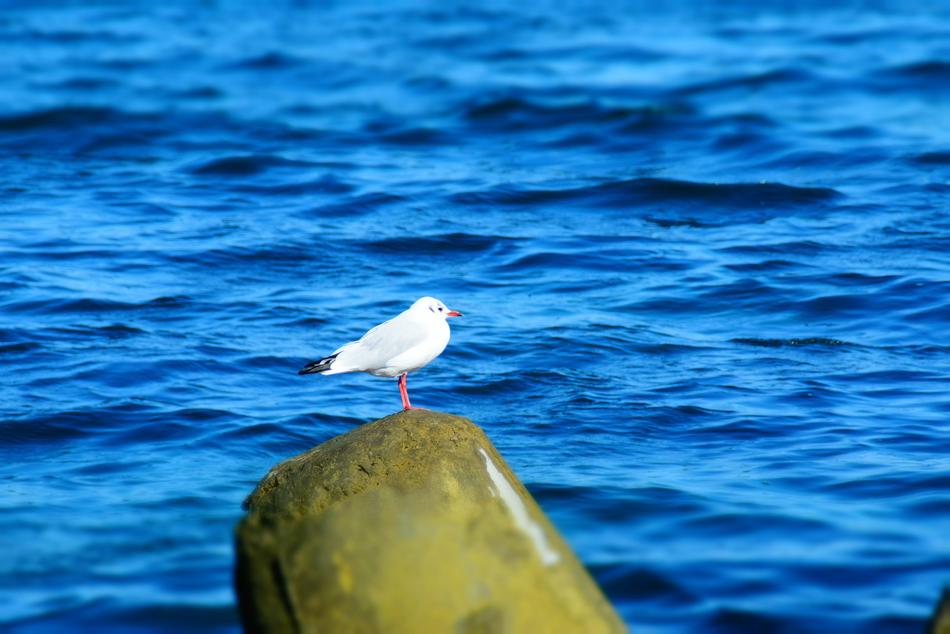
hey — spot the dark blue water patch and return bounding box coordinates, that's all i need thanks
[757,147,891,172]
[541,130,617,149]
[904,494,950,515]
[822,472,950,500]
[718,240,831,258]
[902,300,950,324]
[0,106,122,132]
[820,124,882,141]
[362,116,453,146]
[680,510,833,539]
[8,245,122,261]
[452,371,562,397]
[0,405,235,451]
[620,280,791,316]
[0,401,181,451]
[732,337,850,348]
[613,104,705,137]
[703,607,793,634]
[8,24,142,45]
[869,422,950,454]
[593,563,698,604]
[709,128,784,156]
[1,295,191,316]
[450,178,840,218]
[724,259,803,273]
[674,67,816,97]
[0,341,42,354]
[167,244,329,268]
[212,422,291,442]
[808,26,896,46]
[911,151,950,165]
[84,417,200,448]
[230,175,355,197]
[376,126,448,145]
[356,233,514,255]
[172,85,226,100]
[5,602,237,634]
[876,60,950,91]
[533,483,708,524]
[173,408,238,423]
[867,614,939,634]
[0,327,43,346]
[209,416,363,460]
[43,77,121,92]
[690,418,798,440]
[306,191,406,217]
[282,412,366,430]
[800,271,902,289]
[633,341,712,356]
[188,155,319,177]
[462,96,683,132]
[49,324,147,340]
[0,107,172,155]
[67,459,150,477]
[223,51,306,70]
[633,405,726,434]
[829,368,943,387]
[880,276,950,297]
[0,413,92,448]
[104,201,178,218]
[786,557,950,593]
[493,250,632,273]
[230,355,294,370]
[701,278,786,304]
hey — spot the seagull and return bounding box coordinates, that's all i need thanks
[298,296,462,410]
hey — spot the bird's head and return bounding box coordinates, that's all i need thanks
[413,296,462,319]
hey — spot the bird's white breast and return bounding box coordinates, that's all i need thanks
[372,316,450,377]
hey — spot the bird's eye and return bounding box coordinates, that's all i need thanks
[438,307,443,311]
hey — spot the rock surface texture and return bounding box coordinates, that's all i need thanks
[931,589,950,634]
[235,409,626,633]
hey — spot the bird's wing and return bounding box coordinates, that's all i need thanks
[332,312,430,371]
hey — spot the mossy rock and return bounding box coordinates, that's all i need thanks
[931,589,950,634]
[235,409,627,633]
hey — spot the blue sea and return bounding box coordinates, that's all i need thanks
[2,1,949,632]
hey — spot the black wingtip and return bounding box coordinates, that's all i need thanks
[297,353,338,375]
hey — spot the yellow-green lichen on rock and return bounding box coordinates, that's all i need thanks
[235,409,627,633]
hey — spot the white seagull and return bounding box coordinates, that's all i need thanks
[298,296,462,410]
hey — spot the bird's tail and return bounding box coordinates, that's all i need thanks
[298,353,339,375]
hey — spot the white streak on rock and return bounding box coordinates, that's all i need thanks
[478,448,561,566]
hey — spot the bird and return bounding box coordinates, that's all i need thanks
[298,296,462,410]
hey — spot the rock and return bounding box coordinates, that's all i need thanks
[931,588,950,634]
[235,409,627,633]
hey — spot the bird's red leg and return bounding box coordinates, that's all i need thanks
[398,373,412,410]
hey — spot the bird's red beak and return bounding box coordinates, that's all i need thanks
[446,310,462,317]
